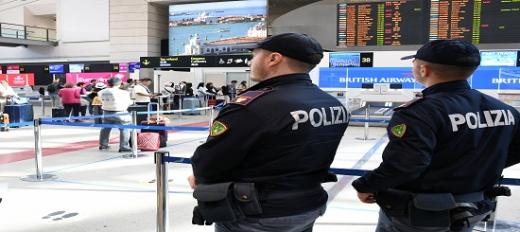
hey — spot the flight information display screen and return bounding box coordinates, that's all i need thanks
[480,51,518,67]
[337,0,520,47]
[338,0,427,46]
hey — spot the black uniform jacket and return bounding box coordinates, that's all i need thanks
[192,73,349,217]
[353,80,520,194]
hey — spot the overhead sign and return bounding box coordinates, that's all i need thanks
[6,65,20,74]
[49,64,65,74]
[141,54,252,68]
[128,62,140,73]
[66,72,128,84]
[69,64,84,73]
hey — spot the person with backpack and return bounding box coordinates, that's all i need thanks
[47,79,62,108]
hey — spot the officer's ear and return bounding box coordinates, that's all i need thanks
[419,63,430,78]
[268,52,284,65]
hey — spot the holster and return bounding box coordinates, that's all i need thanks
[192,182,264,225]
[376,189,413,217]
[233,183,263,216]
[409,193,456,227]
[192,182,238,224]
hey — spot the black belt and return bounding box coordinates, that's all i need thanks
[259,186,324,200]
[453,192,484,204]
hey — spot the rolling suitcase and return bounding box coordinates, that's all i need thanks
[140,103,168,148]
[4,104,34,127]
[182,97,201,115]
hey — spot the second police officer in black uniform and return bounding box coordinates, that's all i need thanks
[353,40,520,232]
[188,33,350,232]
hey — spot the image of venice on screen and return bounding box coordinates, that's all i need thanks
[169,0,267,56]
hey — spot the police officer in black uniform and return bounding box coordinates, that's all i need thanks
[352,40,520,232]
[189,33,350,232]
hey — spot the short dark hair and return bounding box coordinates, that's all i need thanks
[285,56,316,73]
[418,59,477,79]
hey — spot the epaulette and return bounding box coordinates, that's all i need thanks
[394,97,424,111]
[229,88,272,106]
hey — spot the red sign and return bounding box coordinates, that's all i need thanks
[7,65,19,70]
[66,72,128,84]
[0,74,35,86]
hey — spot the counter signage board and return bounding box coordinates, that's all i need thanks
[320,66,520,90]
[0,74,35,86]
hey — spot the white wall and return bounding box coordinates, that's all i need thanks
[271,0,337,51]
[24,9,55,29]
[109,0,169,63]
[58,0,109,42]
[0,7,24,25]
[0,0,110,63]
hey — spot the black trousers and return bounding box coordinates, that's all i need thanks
[63,103,81,117]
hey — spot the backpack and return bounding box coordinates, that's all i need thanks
[221,85,229,95]
[47,84,57,93]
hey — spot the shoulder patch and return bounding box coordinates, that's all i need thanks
[391,124,407,138]
[394,97,424,111]
[210,121,228,137]
[229,89,272,106]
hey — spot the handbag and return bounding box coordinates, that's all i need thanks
[137,132,160,151]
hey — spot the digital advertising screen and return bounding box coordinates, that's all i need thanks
[169,0,267,56]
[480,51,518,67]
[49,64,64,74]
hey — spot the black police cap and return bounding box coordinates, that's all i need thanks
[251,33,324,65]
[401,40,481,67]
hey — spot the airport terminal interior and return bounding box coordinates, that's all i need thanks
[0,0,519,231]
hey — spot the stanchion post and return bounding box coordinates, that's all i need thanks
[155,151,169,232]
[123,111,144,159]
[178,95,183,119]
[356,103,375,141]
[35,118,43,179]
[209,107,215,130]
[21,118,56,182]
[364,104,370,140]
[40,97,45,117]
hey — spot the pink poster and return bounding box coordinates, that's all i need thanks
[119,63,128,73]
[65,72,128,84]
[0,74,35,86]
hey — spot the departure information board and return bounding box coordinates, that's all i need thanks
[338,0,520,47]
[338,0,427,46]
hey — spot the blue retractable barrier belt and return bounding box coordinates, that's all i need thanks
[39,120,208,131]
[158,156,520,186]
